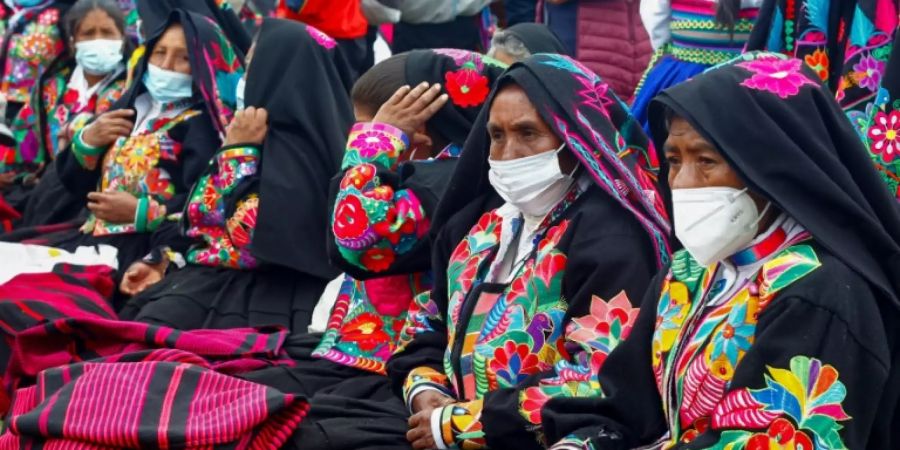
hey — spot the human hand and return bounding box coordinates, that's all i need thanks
[224,106,268,146]
[373,82,448,138]
[81,109,135,148]
[86,190,139,223]
[119,260,167,296]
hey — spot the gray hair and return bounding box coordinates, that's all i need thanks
[488,29,531,62]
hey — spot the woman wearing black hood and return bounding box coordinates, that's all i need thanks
[120,18,354,333]
[543,52,900,450]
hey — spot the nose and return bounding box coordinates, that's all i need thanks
[670,163,702,190]
[159,51,177,72]
[491,140,521,162]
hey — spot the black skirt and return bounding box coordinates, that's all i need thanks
[20,160,86,227]
[121,264,328,333]
[240,334,411,450]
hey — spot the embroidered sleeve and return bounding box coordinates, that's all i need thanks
[549,436,596,450]
[134,196,166,232]
[332,122,430,274]
[433,399,487,450]
[395,290,442,354]
[71,126,107,170]
[403,366,455,410]
[518,292,639,428]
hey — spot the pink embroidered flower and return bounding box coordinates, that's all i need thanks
[737,58,817,99]
[868,110,900,162]
[306,25,336,49]
[853,55,884,92]
[350,131,395,158]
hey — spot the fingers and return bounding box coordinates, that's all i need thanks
[255,107,268,124]
[418,93,448,122]
[405,425,427,444]
[86,191,105,202]
[386,85,412,107]
[399,82,432,109]
[104,109,135,119]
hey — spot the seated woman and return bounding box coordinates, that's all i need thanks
[51,9,242,276]
[388,54,671,450]
[0,0,75,212]
[7,0,131,228]
[544,52,900,449]
[119,18,354,333]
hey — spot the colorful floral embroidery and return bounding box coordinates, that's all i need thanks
[403,366,454,407]
[185,145,260,269]
[804,49,829,81]
[708,356,851,450]
[445,68,490,108]
[438,399,487,450]
[332,123,428,273]
[313,273,431,374]
[868,109,900,163]
[1,8,65,104]
[852,54,884,92]
[395,290,442,354]
[738,57,817,98]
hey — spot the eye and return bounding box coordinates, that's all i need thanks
[698,156,717,166]
[665,155,681,166]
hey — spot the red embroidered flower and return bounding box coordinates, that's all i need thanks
[869,110,900,162]
[62,88,79,105]
[340,312,389,351]
[444,69,490,107]
[340,164,377,190]
[360,247,396,272]
[333,195,369,240]
[803,49,829,81]
[745,418,813,450]
[490,341,543,386]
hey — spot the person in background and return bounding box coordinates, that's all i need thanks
[544,52,900,450]
[631,0,761,134]
[0,0,75,211]
[276,0,370,82]
[120,18,353,334]
[505,0,537,26]
[538,0,651,102]
[49,10,242,281]
[488,22,567,65]
[384,0,493,53]
[391,53,670,450]
[5,0,131,228]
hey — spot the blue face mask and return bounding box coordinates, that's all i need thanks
[14,0,45,7]
[143,63,193,104]
[75,39,123,76]
[235,76,246,110]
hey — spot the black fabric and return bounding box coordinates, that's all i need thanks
[504,22,568,56]
[136,0,251,53]
[19,160,85,227]
[404,49,506,147]
[504,0,538,26]
[543,246,900,449]
[246,18,354,279]
[392,15,483,54]
[649,52,900,308]
[121,264,325,333]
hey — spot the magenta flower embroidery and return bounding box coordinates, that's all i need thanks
[351,131,395,158]
[737,58,817,99]
[306,25,336,49]
[853,55,884,92]
[868,110,900,162]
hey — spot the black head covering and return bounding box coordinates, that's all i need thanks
[649,51,900,307]
[120,10,243,138]
[136,0,250,53]
[246,19,355,279]
[404,49,508,147]
[504,23,568,56]
[434,54,672,268]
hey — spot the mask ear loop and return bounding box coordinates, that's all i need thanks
[683,187,750,232]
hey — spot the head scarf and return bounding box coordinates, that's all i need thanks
[861,28,900,201]
[404,49,508,147]
[246,19,355,279]
[649,51,900,307]
[120,10,243,138]
[136,0,250,53]
[434,54,671,268]
[504,23,568,56]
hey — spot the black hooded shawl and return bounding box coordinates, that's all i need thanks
[650,52,900,307]
[247,19,354,279]
[136,0,251,53]
[504,23,569,56]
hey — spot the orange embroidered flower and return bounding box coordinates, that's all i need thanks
[803,49,829,81]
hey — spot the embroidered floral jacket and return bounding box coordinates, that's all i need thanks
[545,237,896,450]
[387,185,660,450]
[58,101,220,238]
[182,144,261,269]
[318,122,460,374]
[1,6,65,105]
[1,64,126,177]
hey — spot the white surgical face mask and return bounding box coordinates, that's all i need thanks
[142,63,193,104]
[235,76,246,110]
[488,143,574,217]
[75,39,123,76]
[672,187,771,267]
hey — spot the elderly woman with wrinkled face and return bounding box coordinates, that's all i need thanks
[543,53,900,450]
[389,54,669,450]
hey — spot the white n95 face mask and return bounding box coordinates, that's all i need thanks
[75,39,123,75]
[672,187,771,267]
[488,143,574,217]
